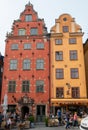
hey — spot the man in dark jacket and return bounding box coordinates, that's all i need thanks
[0,112,4,128]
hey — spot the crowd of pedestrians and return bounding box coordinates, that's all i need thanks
[0,111,20,129]
[0,111,35,130]
[50,109,88,129]
[65,111,79,129]
[0,109,88,129]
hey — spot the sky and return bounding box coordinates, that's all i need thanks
[0,0,88,55]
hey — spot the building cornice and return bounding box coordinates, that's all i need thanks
[50,33,63,38]
[69,32,84,37]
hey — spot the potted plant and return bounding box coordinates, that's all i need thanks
[29,115,35,128]
[45,116,49,127]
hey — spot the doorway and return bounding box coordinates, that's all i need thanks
[21,106,29,119]
[36,105,45,122]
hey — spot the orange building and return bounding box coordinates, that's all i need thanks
[84,39,88,98]
[1,2,50,121]
[50,14,88,114]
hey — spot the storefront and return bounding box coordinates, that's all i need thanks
[51,99,88,115]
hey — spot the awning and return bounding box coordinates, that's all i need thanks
[51,98,88,105]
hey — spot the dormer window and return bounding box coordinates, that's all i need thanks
[25,14,32,22]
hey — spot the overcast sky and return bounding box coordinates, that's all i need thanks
[0,0,88,55]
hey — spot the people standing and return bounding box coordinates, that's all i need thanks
[57,109,62,125]
[73,112,79,127]
[6,117,12,129]
[25,113,29,120]
[0,112,4,128]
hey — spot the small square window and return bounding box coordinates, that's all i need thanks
[69,38,76,44]
[55,39,62,45]
[30,28,38,35]
[63,26,69,32]
[25,14,32,22]
[36,43,44,49]
[55,51,63,61]
[24,43,31,50]
[18,29,26,36]
[11,44,18,50]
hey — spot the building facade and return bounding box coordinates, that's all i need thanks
[1,2,50,121]
[1,2,88,120]
[0,53,4,105]
[84,39,88,97]
[50,14,88,114]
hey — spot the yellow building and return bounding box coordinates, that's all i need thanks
[50,14,88,114]
[84,39,88,97]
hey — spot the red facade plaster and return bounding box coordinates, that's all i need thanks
[1,3,50,115]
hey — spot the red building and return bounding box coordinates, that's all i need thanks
[1,2,50,121]
[0,53,4,105]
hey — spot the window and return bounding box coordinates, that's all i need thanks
[69,38,76,44]
[72,87,80,98]
[55,39,62,45]
[11,44,18,50]
[8,81,16,92]
[22,80,30,92]
[63,17,67,21]
[55,51,63,61]
[8,105,16,112]
[30,28,38,35]
[63,26,69,32]
[23,59,31,70]
[24,43,31,50]
[56,69,64,79]
[36,80,44,92]
[0,67,3,72]
[70,50,78,60]
[56,87,64,98]
[71,68,79,78]
[36,43,44,49]
[18,29,26,35]
[36,59,44,70]
[25,14,32,22]
[10,60,17,70]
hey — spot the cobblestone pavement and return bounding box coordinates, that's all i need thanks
[11,123,80,130]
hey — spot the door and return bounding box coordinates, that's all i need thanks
[36,105,45,122]
[21,106,29,119]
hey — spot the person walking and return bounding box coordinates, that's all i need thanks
[73,112,79,127]
[65,111,70,129]
[57,109,62,125]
